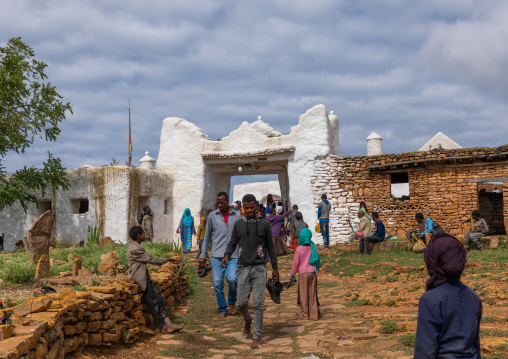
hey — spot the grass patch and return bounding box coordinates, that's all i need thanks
[381,320,400,334]
[481,329,508,337]
[401,333,416,347]
[483,317,497,323]
[0,241,180,284]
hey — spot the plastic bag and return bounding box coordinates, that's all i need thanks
[315,223,321,233]
[413,239,426,253]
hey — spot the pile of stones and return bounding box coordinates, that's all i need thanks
[0,262,187,359]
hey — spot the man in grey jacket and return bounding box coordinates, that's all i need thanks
[199,191,242,318]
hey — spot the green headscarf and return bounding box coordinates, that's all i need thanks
[297,228,321,271]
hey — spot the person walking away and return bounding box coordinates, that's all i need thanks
[359,212,385,255]
[196,217,209,259]
[290,228,321,320]
[345,210,372,244]
[177,208,196,253]
[127,226,184,333]
[199,192,242,318]
[288,205,299,248]
[266,207,292,255]
[317,194,332,248]
[139,205,154,241]
[414,232,481,358]
[222,194,279,348]
[464,210,488,251]
[292,211,309,251]
[359,202,372,222]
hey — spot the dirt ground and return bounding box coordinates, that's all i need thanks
[66,246,508,359]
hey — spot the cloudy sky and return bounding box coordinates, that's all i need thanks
[2,1,507,186]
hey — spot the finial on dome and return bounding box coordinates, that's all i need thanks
[258,116,262,121]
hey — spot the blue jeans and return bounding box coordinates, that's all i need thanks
[320,221,330,247]
[211,257,238,313]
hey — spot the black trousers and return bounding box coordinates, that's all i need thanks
[359,236,383,254]
[142,273,169,328]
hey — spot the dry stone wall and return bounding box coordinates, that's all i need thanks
[311,145,508,243]
[0,265,187,359]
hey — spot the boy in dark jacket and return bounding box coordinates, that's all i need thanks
[222,194,279,347]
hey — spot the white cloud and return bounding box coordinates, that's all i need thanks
[1,0,507,176]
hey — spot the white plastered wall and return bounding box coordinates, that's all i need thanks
[156,104,339,241]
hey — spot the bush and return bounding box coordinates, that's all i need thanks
[3,262,35,284]
[401,333,416,347]
[381,320,400,334]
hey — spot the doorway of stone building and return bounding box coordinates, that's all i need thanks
[230,174,289,212]
[477,182,506,235]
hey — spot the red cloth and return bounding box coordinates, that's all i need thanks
[221,212,229,226]
[424,232,466,291]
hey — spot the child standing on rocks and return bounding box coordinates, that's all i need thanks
[290,228,321,320]
[127,226,184,333]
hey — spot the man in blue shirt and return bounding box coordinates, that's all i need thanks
[359,211,385,255]
[415,212,435,244]
[317,194,332,248]
[199,191,242,319]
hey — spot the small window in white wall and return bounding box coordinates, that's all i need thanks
[38,200,52,214]
[70,198,89,214]
[390,173,410,200]
[164,198,170,215]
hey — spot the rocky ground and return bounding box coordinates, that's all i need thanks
[70,246,508,359]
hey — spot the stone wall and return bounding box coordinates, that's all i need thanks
[0,265,187,359]
[311,145,508,244]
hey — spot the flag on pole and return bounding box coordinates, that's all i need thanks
[128,101,132,166]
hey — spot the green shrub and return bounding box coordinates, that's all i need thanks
[386,300,396,306]
[401,333,416,347]
[381,320,400,334]
[86,223,103,247]
[2,262,35,284]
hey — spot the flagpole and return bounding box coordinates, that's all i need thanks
[128,101,132,166]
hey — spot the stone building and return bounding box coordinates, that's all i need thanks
[312,145,508,243]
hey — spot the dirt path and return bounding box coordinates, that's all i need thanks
[79,248,508,359]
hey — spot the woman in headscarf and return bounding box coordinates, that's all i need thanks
[359,201,371,222]
[266,207,292,255]
[196,217,208,259]
[414,232,482,358]
[177,208,196,253]
[290,228,321,320]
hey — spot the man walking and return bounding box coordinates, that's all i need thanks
[222,194,279,347]
[317,194,332,248]
[199,191,242,318]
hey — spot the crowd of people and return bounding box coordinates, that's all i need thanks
[128,191,488,354]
